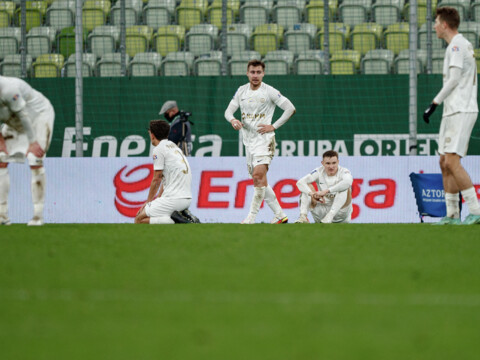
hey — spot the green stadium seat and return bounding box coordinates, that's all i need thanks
[226,23,252,56]
[57,26,88,59]
[228,50,261,75]
[176,0,207,31]
[15,1,48,32]
[394,49,424,74]
[161,51,194,76]
[284,23,316,56]
[194,50,222,76]
[32,53,64,77]
[418,22,445,49]
[0,26,20,59]
[186,24,218,56]
[126,25,153,58]
[350,22,382,56]
[338,0,371,28]
[362,49,394,74]
[318,22,350,52]
[272,0,305,30]
[240,0,273,28]
[26,26,56,59]
[330,49,361,74]
[0,1,15,27]
[295,49,326,74]
[0,53,32,76]
[129,52,162,76]
[264,49,294,75]
[251,23,284,57]
[372,0,403,28]
[143,0,175,28]
[88,25,119,58]
[83,0,111,32]
[110,0,142,27]
[154,25,185,57]
[96,52,129,77]
[47,0,75,31]
[384,22,409,55]
[306,0,336,28]
[207,0,239,29]
[64,53,96,77]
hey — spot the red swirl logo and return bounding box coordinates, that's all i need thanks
[114,164,153,217]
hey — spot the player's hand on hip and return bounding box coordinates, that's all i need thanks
[257,124,274,134]
[27,142,45,158]
[423,103,437,124]
[230,119,243,131]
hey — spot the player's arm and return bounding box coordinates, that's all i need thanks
[224,95,242,131]
[258,98,296,134]
[296,172,317,196]
[317,171,354,198]
[146,169,163,203]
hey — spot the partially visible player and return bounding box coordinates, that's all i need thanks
[0,75,55,226]
[135,120,192,224]
[423,7,480,225]
[295,150,353,224]
[224,59,296,224]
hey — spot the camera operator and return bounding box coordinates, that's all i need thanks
[159,100,193,156]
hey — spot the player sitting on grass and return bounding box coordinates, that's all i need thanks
[295,150,353,224]
[135,120,198,224]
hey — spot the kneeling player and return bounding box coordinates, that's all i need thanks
[295,150,353,224]
[135,120,194,224]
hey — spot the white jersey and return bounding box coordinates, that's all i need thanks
[230,82,287,152]
[152,139,192,199]
[309,165,353,206]
[442,34,478,116]
[0,76,52,132]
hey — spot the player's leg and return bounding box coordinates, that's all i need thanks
[321,190,349,223]
[242,163,268,224]
[294,192,311,223]
[0,162,10,225]
[310,204,328,223]
[265,185,288,223]
[136,197,191,224]
[332,205,352,223]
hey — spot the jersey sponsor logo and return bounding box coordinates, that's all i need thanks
[452,46,460,52]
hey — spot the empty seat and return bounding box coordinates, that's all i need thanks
[318,22,350,52]
[161,51,194,76]
[0,27,20,59]
[125,25,153,57]
[272,0,305,30]
[143,0,175,28]
[330,49,361,74]
[88,25,119,58]
[27,26,56,59]
[418,22,445,49]
[207,0,239,28]
[384,22,409,55]
[251,23,284,56]
[240,0,273,28]
[284,23,316,55]
[32,53,64,77]
[362,49,394,74]
[176,0,208,30]
[96,52,129,77]
[129,52,162,76]
[16,1,48,31]
[472,2,480,21]
[110,0,143,27]
[403,0,437,28]
[229,50,261,75]
[295,49,327,74]
[431,48,445,74]
[394,48,424,74]
[338,0,371,27]
[47,0,75,31]
[0,54,32,76]
[474,49,480,73]
[186,23,218,56]
[264,49,294,75]
[83,0,111,32]
[458,22,480,48]
[226,23,252,56]
[372,0,403,28]
[154,25,185,57]
[194,50,222,76]
[0,1,16,27]
[306,0,336,28]
[57,26,89,59]
[436,0,469,21]
[350,22,382,55]
[64,53,96,77]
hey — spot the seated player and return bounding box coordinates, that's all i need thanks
[295,150,353,224]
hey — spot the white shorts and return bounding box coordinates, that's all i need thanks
[245,137,275,177]
[1,104,55,166]
[438,112,477,157]
[145,197,191,218]
[311,204,353,223]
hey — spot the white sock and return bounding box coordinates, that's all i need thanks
[248,186,266,217]
[31,167,46,220]
[444,192,460,218]
[150,216,174,224]
[299,192,310,216]
[264,185,285,217]
[0,167,10,219]
[461,187,480,215]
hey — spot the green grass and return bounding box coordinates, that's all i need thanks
[1,224,480,360]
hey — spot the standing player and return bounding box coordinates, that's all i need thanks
[135,120,192,224]
[224,59,296,224]
[0,76,55,226]
[295,150,353,224]
[423,7,480,225]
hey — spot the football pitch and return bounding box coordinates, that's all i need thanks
[1,224,479,360]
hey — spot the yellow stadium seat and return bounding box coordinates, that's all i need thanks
[474,49,480,72]
[318,22,350,52]
[306,0,336,28]
[176,0,208,30]
[125,25,153,58]
[154,25,185,57]
[83,0,111,32]
[251,23,284,57]
[350,22,382,56]
[16,1,48,32]
[384,22,409,56]
[207,0,238,28]
[32,53,64,77]
[330,49,361,74]
[0,1,15,27]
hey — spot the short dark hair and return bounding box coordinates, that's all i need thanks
[247,59,265,71]
[323,150,339,159]
[149,120,170,141]
[436,7,460,30]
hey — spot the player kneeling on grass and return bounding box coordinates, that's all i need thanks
[135,120,199,225]
[295,150,353,224]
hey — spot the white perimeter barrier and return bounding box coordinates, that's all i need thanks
[6,156,480,224]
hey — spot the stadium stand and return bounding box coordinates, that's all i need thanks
[384,22,409,55]
[143,0,175,28]
[338,0,371,28]
[176,0,208,30]
[125,25,153,57]
[0,53,32,76]
[207,0,239,28]
[229,50,261,75]
[186,23,218,56]
[15,0,48,32]
[82,0,111,32]
[32,53,64,77]
[161,50,194,76]
[437,0,470,21]
[295,49,326,74]
[226,23,252,56]
[361,49,394,74]
[129,51,162,76]
[64,53,96,77]
[418,22,445,49]
[240,0,273,28]
[372,0,403,28]
[0,1,16,27]
[330,49,361,74]
[272,0,305,29]
[284,23,316,55]
[318,22,350,52]
[394,48,425,74]
[26,25,55,58]
[96,52,129,77]
[110,0,143,27]
[88,25,119,58]
[0,26,20,59]
[251,23,284,56]
[350,22,383,56]
[194,50,222,76]
[154,24,185,57]
[264,49,294,74]
[47,0,75,31]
